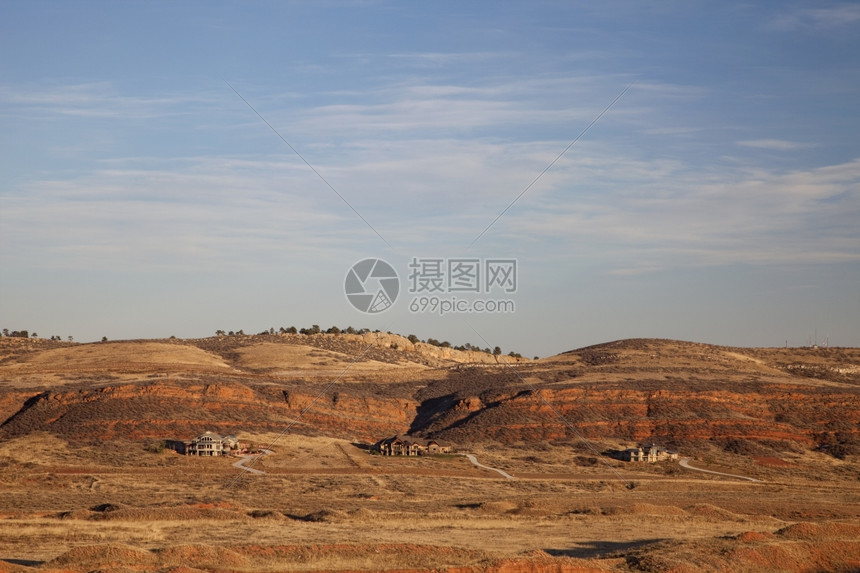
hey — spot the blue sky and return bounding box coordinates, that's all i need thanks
[1,1,859,356]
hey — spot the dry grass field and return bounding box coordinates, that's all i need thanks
[0,335,858,572]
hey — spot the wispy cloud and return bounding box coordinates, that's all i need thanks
[385,51,512,65]
[736,139,816,151]
[505,156,860,268]
[3,74,856,277]
[0,82,213,119]
[0,156,362,271]
[770,5,860,31]
[250,73,643,141]
[7,143,857,276]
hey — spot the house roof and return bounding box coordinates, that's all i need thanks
[376,435,451,448]
[623,444,677,454]
[192,431,231,442]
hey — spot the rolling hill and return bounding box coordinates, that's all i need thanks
[1,334,858,458]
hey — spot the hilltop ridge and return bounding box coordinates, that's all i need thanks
[0,334,857,460]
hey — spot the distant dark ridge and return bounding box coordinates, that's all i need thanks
[562,338,713,354]
[566,338,859,355]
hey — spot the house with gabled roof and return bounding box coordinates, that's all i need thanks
[372,435,453,456]
[617,443,678,463]
[187,431,226,456]
[166,431,244,456]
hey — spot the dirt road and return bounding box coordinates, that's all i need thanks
[679,457,762,482]
[462,453,516,480]
[232,449,273,475]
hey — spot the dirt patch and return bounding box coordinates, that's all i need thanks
[776,522,860,540]
[479,500,519,514]
[156,545,247,567]
[736,531,775,543]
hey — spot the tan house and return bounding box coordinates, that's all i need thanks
[168,431,242,456]
[372,435,453,456]
[425,440,450,455]
[618,443,678,463]
[187,431,226,456]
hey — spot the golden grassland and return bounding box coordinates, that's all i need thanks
[0,335,859,571]
[0,432,858,572]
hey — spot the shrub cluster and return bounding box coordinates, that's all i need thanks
[211,327,525,358]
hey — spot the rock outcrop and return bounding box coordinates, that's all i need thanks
[0,380,417,442]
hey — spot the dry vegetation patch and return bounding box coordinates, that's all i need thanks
[1,336,859,571]
[234,342,421,375]
[2,342,231,372]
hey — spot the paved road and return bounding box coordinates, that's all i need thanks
[679,457,762,482]
[232,449,272,475]
[462,453,516,480]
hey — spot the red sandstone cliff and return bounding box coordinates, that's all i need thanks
[0,336,857,452]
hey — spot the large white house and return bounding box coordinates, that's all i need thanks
[618,443,678,463]
[187,431,225,456]
[168,432,241,456]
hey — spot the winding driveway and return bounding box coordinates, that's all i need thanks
[679,457,762,482]
[232,449,273,475]
[462,453,516,480]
